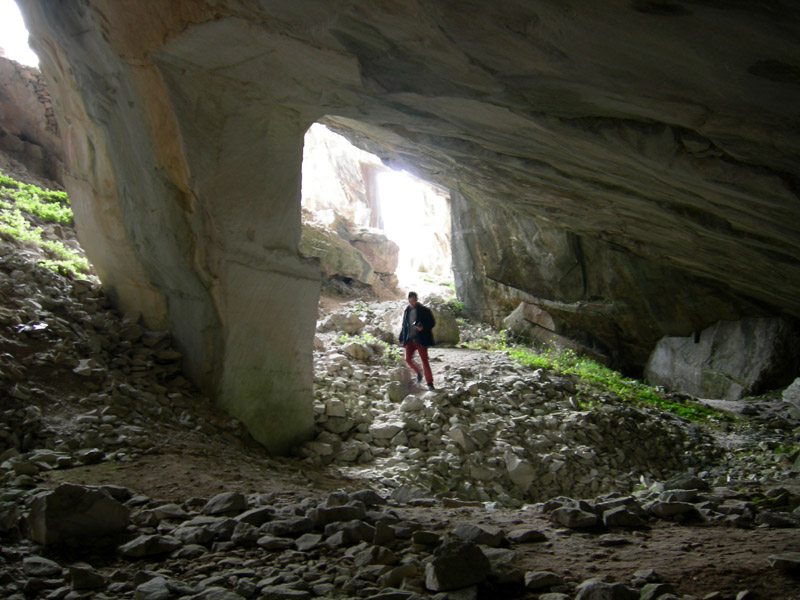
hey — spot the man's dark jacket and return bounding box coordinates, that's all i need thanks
[399,303,436,347]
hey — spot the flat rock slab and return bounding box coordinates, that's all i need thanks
[767,552,800,571]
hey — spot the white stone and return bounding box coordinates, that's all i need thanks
[447,427,477,453]
[400,395,425,412]
[325,399,347,418]
[504,452,537,492]
[369,421,404,439]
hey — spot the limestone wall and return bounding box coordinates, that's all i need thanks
[0,56,61,182]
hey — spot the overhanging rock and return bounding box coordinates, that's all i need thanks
[17,1,800,449]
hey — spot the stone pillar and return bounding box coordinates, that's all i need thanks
[20,0,319,454]
[196,107,320,454]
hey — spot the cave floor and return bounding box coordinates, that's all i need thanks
[29,293,798,600]
[39,417,800,600]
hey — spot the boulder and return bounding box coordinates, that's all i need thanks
[504,452,537,492]
[429,304,460,347]
[350,229,399,274]
[503,301,579,354]
[767,552,800,571]
[203,491,248,515]
[451,523,505,547]
[69,563,106,590]
[783,378,800,419]
[135,576,172,600]
[575,578,639,600]
[22,555,62,577]
[387,380,410,403]
[507,528,547,544]
[322,312,366,335]
[549,507,598,529]
[27,483,130,545]
[645,317,800,400]
[118,534,182,557]
[524,571,563,590]
[343,341,373,361]
[424,540,491,592]
[603,506,646,529]
[301,222,375,286]
[0,501,20,532]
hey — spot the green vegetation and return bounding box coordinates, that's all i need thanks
[772,443,800,455]
[0,173,89,276]
[446,297,465,317]
[463,330,507,351]
[351,301,368,315]
[465,330,721,421]
[335,331,380,345]
[0,174,72,222]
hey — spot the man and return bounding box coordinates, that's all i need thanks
[398,291,436,390]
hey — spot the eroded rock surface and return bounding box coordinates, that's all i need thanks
[0,56,60,182]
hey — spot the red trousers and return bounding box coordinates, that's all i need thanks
[404,341,433,384]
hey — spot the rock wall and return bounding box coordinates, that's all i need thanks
[645,317,800,400]
[16,0,800,448]
[300,125,399,295]
[0,56,61,182]
[451,187,764,373]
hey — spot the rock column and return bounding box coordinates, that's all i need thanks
[20,1,319,454]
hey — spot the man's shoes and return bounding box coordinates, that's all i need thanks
[427,383,435,390]
[416,372,422,383]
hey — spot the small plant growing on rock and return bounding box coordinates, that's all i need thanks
[0,173,90,276]
[446,297,465,317]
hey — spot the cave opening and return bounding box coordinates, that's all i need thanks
[301,122,452,296]
[0,0,38,66]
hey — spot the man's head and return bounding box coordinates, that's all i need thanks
[407,291,418,307]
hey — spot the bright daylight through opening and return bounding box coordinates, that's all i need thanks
[374,169,451,286]
[0,0,38,67]
[301,123,451,293]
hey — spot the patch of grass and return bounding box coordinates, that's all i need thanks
[350,301,368,315]
[463,330,508,351]
[384,344,403,364]
[0,173,89,276]
[772,443,799,455]
[507,346,721,421]
[463,332,722,422]
[0,174,72,222]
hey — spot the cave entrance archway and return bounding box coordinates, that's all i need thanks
[301,122,452,294]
